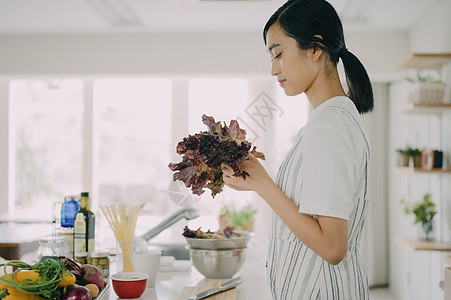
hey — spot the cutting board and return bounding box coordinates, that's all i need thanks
[178,278,237,300]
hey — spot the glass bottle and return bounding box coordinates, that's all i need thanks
[73,192,95,254]
[61,195,80,227]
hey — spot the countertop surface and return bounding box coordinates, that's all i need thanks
[0,223,51,244]
[103,239,272,300]
[0,223,273,299]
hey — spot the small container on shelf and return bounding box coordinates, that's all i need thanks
[408,82,447,104]
[421,149,443,170]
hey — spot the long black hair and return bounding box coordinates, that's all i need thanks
[263,0,373,114]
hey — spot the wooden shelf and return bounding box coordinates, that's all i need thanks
[398,53,451,69]
[398,103,451,114]
[395,237,451,252]
[397,167,451,174]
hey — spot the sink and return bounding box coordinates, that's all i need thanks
[136,207,199,261]
[160,247,190,260]
[148,236,190,261]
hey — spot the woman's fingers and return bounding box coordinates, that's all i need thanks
[221,162,232,174]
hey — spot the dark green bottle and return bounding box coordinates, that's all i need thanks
[73,192,95,254]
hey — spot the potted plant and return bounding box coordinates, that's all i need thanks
[408,147,422,168]
[219,204,257,232]
[396,146,422,167]
[401,193,437,241]
[396,148,410,166]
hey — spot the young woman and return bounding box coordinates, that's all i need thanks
[221,0,373,298]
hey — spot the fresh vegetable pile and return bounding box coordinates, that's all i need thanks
[168,114,265,197]
[183,226,240,239]
[0,257,107,300]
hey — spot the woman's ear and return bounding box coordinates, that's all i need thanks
[312,47,323,62]
[312,35,324,62]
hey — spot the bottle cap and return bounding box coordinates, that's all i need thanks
[65,195,78,201]
[81,192,89,197]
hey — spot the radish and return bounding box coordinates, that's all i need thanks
[77,264,106,290]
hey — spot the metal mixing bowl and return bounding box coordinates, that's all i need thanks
[189,247,247,279]
[184,231,254,250]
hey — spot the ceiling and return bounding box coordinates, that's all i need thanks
[0,0,443,35]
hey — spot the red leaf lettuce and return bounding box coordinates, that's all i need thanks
[168,115,265,198]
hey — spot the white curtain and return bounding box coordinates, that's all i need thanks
[361,82,390,287]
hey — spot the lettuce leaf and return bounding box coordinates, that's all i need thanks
[168,114,265,198]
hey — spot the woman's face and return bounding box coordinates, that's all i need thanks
[266,24,320,96]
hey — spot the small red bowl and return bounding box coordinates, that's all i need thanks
[111,272,148,298]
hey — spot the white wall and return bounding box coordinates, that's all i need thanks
[0,80,13,213]
[410,0,451,53]
[0,30,408,80]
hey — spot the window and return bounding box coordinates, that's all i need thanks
[10,79,84,219]
[273,89,309,168]
[186,78,255,231]
[95,79,172,213]
[3,77,309,241]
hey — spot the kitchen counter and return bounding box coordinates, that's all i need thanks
[0,223,51,260]
[0,223,272,299]
[103,238,272,300]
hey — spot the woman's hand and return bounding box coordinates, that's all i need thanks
[221,154,273,193]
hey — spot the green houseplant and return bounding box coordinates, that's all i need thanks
[401,193,437,240]
[219,204,257,231]
[396,146,421,167]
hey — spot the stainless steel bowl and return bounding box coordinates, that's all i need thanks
[189,247,247,279]
[184,231,254,250]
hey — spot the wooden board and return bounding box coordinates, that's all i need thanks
[179,278,237,300]
[395,237,451,251]
[397,53,451,69]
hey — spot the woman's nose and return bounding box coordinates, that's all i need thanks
[271,61,280,76]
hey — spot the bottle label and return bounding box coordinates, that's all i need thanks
[87,238,95,253]
[74,213,86,253]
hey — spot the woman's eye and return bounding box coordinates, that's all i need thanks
[270,53,282,63]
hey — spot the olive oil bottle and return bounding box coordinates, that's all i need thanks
[73,192,95,254]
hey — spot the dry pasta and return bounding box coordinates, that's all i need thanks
[101,204,141,272]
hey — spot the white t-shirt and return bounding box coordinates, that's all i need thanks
[298,96,368,220]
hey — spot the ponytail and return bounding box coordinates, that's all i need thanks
[341,49,374,114]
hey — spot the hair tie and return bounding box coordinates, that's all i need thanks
[338,47,348,58]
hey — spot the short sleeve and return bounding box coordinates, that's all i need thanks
[298,125,355,220]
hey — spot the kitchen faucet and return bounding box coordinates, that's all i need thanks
[138,206,200,242]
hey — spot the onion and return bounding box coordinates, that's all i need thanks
[78,264,106,290]
[63,285,92,300]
